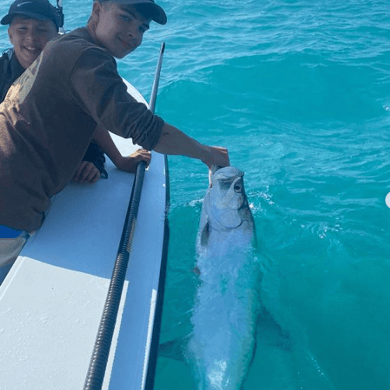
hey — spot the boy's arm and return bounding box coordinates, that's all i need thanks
[93,125,151,172]
[153,123,229,167]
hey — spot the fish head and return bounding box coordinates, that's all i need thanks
[205,166,253,231]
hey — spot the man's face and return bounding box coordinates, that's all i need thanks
[92,2,151,59]
[8,16,57,69]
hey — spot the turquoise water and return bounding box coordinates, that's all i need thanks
[1,1,390,389]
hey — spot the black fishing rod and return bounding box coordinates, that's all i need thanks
[142,42,169,390]
[149,42,165,112]
[83,42,166,390]
[55,0,65,33]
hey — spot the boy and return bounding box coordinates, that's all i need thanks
[0,0,229,265]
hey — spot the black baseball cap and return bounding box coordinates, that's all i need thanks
[1,0,60,31]
[108,0,167,25]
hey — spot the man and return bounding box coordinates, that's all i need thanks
[0,0,229,265]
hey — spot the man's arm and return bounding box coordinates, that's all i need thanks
[153,123,229,167]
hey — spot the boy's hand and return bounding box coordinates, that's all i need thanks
[202,146,230,168]
[116,149,152,172]
[72,161,100,183]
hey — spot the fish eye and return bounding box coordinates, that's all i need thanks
[234,184,242,192]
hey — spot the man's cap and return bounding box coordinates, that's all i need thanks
[1,0,60,30]
[109,0,167,25]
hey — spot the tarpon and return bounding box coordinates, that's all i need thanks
[160,166,289,389]
[187,166,259,390]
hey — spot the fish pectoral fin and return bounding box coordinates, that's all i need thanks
[200,221,210,247]
[257,308,293,351]
[158,338,186,362]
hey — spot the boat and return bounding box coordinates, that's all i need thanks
[0,24,169,390]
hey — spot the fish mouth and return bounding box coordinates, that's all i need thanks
[209,204,248,230]
[216,205,252,230]
[211,214,244,230]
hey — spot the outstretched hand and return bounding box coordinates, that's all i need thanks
[116,149,152,173]
[202,146,230,168]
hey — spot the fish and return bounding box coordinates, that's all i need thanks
[160,166,289,389]
[197,166,255,253]
[187,166,260,390]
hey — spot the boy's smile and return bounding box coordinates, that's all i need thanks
[8,16,57,69]
[90,2,151,59]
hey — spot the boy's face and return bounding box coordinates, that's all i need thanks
[8,16,57,69]
[91,2,151,59]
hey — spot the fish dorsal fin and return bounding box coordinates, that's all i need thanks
[200,221,210,247]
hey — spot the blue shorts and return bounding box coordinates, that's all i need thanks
[0,225,23,239]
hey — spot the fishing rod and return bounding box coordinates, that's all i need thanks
[55,0,65,34]
[137,42,167,390]
[149,42,165,112]
[83,42,166,390]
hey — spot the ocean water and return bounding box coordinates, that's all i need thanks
[1,0,390,389]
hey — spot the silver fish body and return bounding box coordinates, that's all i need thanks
[188,166,259,390]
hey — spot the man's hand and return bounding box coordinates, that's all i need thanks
[115,149,152,173]
[72,161,100,184]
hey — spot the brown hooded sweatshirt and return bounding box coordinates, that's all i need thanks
[0,28,163,232]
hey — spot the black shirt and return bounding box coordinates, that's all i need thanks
[0,49,25,103]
